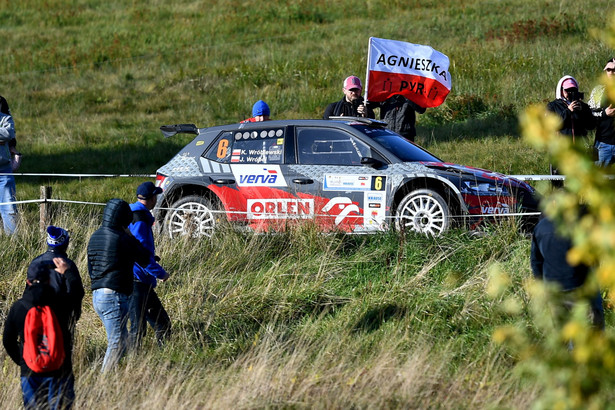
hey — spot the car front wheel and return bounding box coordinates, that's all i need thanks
[395,189,451,236]
[164,195,220,238]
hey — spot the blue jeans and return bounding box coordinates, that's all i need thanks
[21,374,75,410]
[595,141,615,167]
[92,288,129,372]
[0,173,17,234]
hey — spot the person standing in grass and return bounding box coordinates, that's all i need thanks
[530,213,604,331]
[3,258,77,409]
[128,182,172,348]
[87,198,150,372]
[588,58,615,167]
[0,97,18,234]
[28,226,84,330]
[323,75,375,119]
[546,76,595,186]
[241,100,271,123]
[377,94,426,142]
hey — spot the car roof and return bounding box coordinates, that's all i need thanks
[197,117,387,134]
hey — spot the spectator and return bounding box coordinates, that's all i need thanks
[588,58,615,167]
[3,258,77,409]
[0,97,17,234]
[241,100,271,123]
[27,226,84,334]
[87,198,150,372]
[0,95,21,172]
[323,76,375,119]
[378,94,426,142]
[530,214,604,331]
[128,182,171,348]
[546,76,595,186]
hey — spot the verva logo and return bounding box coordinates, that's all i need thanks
[247,199,314,219]
[232,165,288,187]
[481,203,510,214]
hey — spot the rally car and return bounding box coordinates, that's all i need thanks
[153,117,538,238]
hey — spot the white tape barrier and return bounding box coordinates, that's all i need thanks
[1,198,541,221]
[0,173,568,181]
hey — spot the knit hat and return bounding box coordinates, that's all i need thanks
[47,226,69,248]
[252,100,270,117]
[343,76,363,91]
[562,78,578,90]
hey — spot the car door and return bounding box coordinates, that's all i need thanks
[286,126,389,232]
[203,127,292,229]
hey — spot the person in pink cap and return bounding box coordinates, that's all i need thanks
[546,75,595,186]
[323,75,374,119]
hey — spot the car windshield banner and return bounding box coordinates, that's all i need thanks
[365,37,451,108]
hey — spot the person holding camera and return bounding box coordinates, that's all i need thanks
[546,76,595,186]
[323,75,375,119]
[547,76,595,140]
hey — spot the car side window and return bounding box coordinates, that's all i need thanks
[296,127,370,166]
[205,129,285,164]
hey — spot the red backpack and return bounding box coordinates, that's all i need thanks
[22,305,65,373]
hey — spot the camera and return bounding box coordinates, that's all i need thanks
[567,89,584,102]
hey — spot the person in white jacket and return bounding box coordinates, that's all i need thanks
[0,110,17,234]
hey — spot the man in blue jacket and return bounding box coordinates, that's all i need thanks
[128,182,171,348]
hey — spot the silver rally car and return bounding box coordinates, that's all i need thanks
[153,117,538,238]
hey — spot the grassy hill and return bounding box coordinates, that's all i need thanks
[1,0,615,407]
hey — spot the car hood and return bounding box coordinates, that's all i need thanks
[419,161,534,190]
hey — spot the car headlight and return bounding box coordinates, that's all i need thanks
[462,181,508,195]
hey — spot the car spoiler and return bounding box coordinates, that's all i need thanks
[327,116,388,127]
[160,124,199,138]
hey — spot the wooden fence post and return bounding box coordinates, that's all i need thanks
[40,186,52,231]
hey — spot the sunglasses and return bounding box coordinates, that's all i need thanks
[607,68,615,73]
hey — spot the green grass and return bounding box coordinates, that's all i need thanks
[1,0,615,407]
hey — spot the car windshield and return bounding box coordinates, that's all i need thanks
[350,125,441,163]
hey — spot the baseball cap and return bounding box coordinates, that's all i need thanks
[604,58,615,70]
[137,181,163,200]
[252,100,270,117]
[27,261,52,283]
[343,76,362,91]
[562,78,578,90]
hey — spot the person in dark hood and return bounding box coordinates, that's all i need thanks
[3,258,77,409]
[87,198,150,372]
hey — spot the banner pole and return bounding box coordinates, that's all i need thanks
[364,37,373,104]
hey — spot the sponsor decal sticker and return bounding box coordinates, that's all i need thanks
[324,175,387,192]
[232,165,288,187]
[248,198,314,219]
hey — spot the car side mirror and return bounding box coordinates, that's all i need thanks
[361,157,384,168]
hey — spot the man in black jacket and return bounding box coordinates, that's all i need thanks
[323,76,375,119]
[379,94,426,142]
[530,214,604,330]
[27,226,84,331]
[87,198,150,372]
[589,58,615,166]
[3,258,76,409]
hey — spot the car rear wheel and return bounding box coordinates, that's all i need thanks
[164,195,220,238]
[395,189,451,236]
